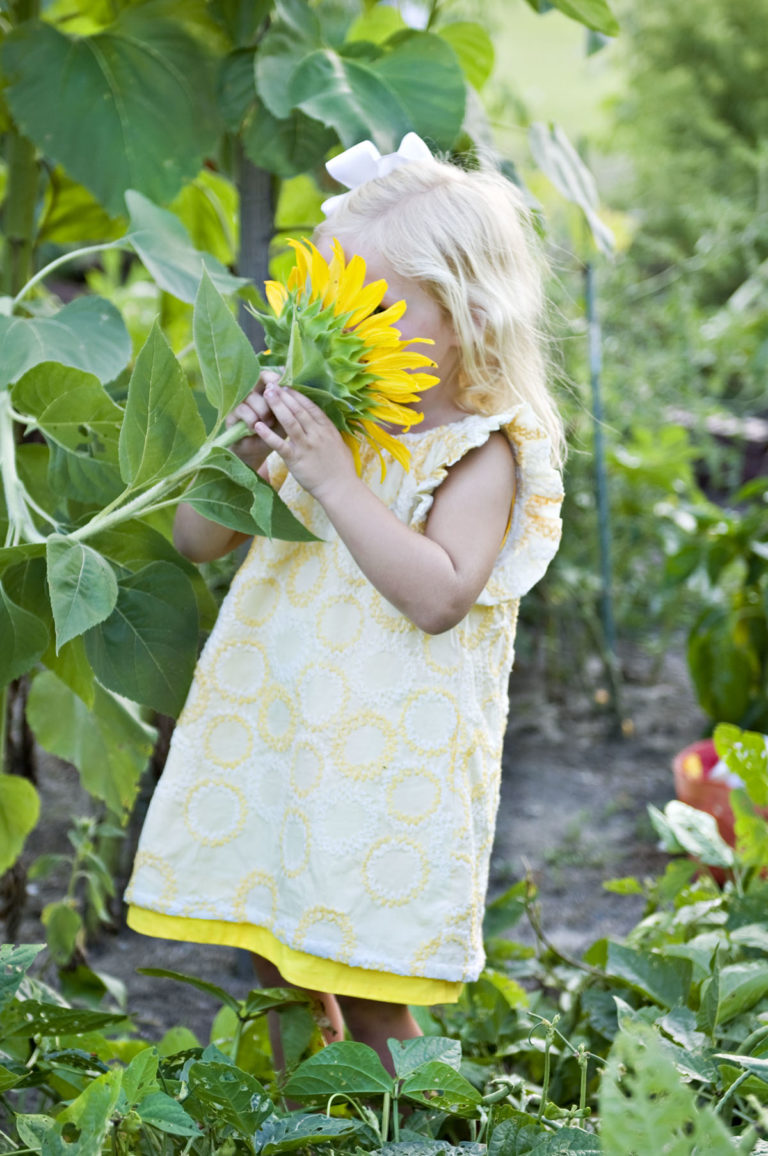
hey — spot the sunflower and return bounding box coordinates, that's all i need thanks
[250,238,439,476]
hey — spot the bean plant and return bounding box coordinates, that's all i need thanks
[2,724,768,1153]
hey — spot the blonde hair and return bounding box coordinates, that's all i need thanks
[314,156,565,467]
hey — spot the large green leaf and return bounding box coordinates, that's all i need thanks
[0,299,131,389]
[193,447,317,540]
[45,536,118,650]
[243,101,337,178]
[11,363,122,459]
[370,32,465,150]
[187,1061,272,1135]
[137,1092,200,1137]
[1,1000,127,1038]
[605,942,692,1009]
[401,1061,482,1113]
[0,776,40,874]
[0,579,49,689]
[83,561,198,716]
[125,191,249,303]
[27,672,156,817]
[57,1067,123,1156]
[283,1041,393,1099]
[170,170,239,266]
[648,800,735,869]
[711,962,768,1026]
[182,469,269,535]
[194,269,261,417]
[290,49,411,151]
[438,23,494,91]
[89,517,218,631]
[0,552,96,705]
[118,323,206,488]
[38,169,125,245]
[1,13,219,215]
[388,1037,462,1078]
[255,0,322,118]
[254,1114,359,1155]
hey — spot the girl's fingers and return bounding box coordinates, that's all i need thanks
[253,421,285,452]
[264,385,311,437]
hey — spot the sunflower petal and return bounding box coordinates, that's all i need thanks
[265,280,288,316]
[345,280,388,328]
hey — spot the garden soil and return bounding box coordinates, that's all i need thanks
[14,646,702,1043]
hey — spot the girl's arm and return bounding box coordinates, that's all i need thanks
[255,385,516,634]
[173,373,283,562]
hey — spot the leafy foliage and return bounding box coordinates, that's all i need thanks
[5,724,768,1153]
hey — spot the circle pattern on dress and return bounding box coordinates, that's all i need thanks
[204,714,253,768]
[317,596,364,651]
[401,689,458,754]
[386,769,441,825]
[233,870,278,925]
[334,712,396,780]
[184,779,247,846]
[130,852,177,906]
[295,906,356,961]
[363,836,427,907]
[210,640,268,702]
[235,577,280,625]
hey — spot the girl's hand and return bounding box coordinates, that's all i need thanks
[255,384,356,499]
[225,369,285,473]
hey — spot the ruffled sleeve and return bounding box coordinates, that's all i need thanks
[405,405,564,605]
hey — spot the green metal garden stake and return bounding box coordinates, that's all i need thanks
[585,260,624,729]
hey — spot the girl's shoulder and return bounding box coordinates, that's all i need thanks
[405,403,564,603]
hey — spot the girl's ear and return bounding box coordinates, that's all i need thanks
[469,305,487,339]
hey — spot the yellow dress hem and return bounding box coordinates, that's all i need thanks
[126,906,462,1006]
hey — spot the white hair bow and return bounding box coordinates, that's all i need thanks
[321,132,433,216]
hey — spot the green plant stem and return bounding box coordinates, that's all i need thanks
[0,392,45,546]
[381,1091,390,1144]
[536,1023,555,1124]
[392,1094,400,1142]
[3,130,37,298]
[737,1024,768,1055]
[715,1070,751,1118]
[10,241,126,311]
[68,420,249,543]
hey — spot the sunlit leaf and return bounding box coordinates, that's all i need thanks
[27,672,156,817]
[0,776,40,874]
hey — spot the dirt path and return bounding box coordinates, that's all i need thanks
[14,648,703,1043]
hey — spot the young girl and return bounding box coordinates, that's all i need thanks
[125,139,564,1072]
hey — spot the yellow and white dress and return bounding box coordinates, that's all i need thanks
[126,405,563,1005]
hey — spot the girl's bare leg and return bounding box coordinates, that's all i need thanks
[250,953,344,1072]
[336,994,422,1075]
